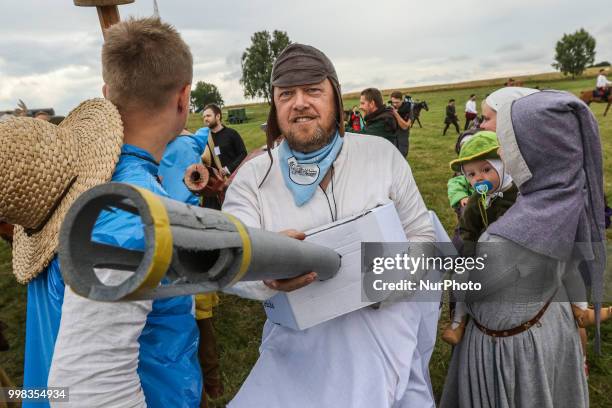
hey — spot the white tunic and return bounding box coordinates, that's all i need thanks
[465,100,477,114]
[596,74,611,88]
[223,133,439,408]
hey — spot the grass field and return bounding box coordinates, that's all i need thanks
[1,73,611,407]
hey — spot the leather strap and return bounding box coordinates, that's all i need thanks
[207,134,227,179]
[472,290,557,338]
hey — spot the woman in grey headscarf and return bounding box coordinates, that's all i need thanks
[440,90,606,408]
[480,87,539,131]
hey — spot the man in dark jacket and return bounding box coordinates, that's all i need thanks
[358,88,399,150]
[389,91,413,157]
[443,99,460,136]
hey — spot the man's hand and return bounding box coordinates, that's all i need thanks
[263,229,318,292]
[392,109,411,130]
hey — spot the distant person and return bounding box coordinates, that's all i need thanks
[202,103,247,209]
[389,91,413,157]
[203,104,247,177]
[443,99,460,136]
[596,68,611,98]
[349,105,364,132]
[358,87,399,150]
[464,94,477,130]
[34,111,50,121]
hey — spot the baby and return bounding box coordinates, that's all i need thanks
[443,131,517,344]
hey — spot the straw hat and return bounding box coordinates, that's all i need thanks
[0,98,123,283]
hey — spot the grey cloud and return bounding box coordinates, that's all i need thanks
[368,77,386,86]
[226,52,243,66]
[222,70,242,81]
[0,33,100,76]
[479,59,502,69]
[342,81,370,93]
[512,50,549,63]
[495,43,523,53]
[3,0,612,112]
[404,72,463,85]
[341,76,387,93]
[488,42,550,66]
[596,22,612,35]
[447,55,470,62]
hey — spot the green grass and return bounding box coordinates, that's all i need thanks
[1,75,611,407]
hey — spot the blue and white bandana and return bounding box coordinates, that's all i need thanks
[279,131,343,206]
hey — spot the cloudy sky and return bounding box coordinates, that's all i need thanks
[1,0,610,115]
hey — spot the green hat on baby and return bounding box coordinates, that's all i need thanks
[449,131,500,172]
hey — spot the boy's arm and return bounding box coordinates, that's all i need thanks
[447,175,472,208]
[48,284,150,407]
[48,210,151,407]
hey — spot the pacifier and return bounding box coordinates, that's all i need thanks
[474,180,493,195]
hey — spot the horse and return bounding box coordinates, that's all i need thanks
[580,90,611,116]
[411,101,429,128]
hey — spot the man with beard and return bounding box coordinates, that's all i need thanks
[222,43,437,408]
[203,104,247,177]
[359,87,400,152]
[201,104,247,209]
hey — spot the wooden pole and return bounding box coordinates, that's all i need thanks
[96,6,121,36]
[74,0,134,39]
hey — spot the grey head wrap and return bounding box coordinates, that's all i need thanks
[489,90,606,349]
[266,43,344,149]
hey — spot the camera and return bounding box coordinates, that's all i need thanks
[388,96,413,116]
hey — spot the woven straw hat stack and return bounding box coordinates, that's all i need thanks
[0,98,123,283]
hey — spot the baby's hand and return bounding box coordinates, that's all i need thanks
[460,198,469,207]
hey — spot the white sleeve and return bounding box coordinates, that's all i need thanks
[48,284,150,408]
[223,161,263,229]
[222,162,278,301]
[222,280,277,301]
[389,149,435,243]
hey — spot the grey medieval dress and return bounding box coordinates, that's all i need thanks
[440,233,588,408]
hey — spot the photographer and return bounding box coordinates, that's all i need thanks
[389,91,413,157]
